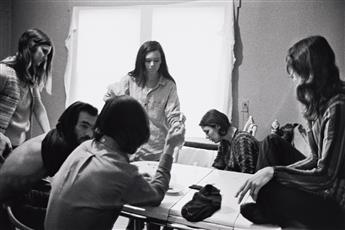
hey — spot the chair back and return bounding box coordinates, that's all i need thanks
[175,146,217,168]
[243,115,257,136]
[5,205,34,230]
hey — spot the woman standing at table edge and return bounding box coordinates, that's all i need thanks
[236,36,345,229]
[104,40,184,162]
[0,28,52,154]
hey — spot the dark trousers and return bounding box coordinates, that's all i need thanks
[257,180,345,229]
[0,205,14,230]
[256,134,305,170]
[255,134,345,229]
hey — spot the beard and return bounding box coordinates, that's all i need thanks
[77,136,92,145]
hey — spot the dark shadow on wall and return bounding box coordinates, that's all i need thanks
[231,5,243,128]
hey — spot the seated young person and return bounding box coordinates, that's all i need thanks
[236,36,345,229]
[199,109,259,174]
[0,101,98,200]
[45,95,185,230]
[0,101,97,229]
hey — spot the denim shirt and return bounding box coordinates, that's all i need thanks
[104,74,181,161]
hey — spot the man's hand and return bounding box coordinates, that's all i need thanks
[165,123,186,154]
[235,167,274,203]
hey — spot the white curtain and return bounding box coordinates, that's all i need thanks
[64,1,235,138]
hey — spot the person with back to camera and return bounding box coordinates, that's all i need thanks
[199,109,259,174]
[236,36,345,229]
[44,95,185,230]
[104,40,184,162]
[0,28,54,156]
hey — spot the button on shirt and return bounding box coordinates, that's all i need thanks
[104,75,181,161]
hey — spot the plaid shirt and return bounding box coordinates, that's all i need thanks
[212,130,259,174]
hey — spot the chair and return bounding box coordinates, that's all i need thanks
[175,146,217,168]
[5,205,34,230]
[243,115,257,137]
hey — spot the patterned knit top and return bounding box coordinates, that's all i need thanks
[212,130,259,174]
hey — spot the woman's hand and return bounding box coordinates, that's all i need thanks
[235,167,274,203]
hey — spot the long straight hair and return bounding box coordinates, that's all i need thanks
[128,41,175,87]
[4,28,54,87]
[286,36,343,120]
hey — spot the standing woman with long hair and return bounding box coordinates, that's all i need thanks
[0,28,53,155]
[236,36,345,229]
[104,41,183,162]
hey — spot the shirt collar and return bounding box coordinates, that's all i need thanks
[98,135,129,162]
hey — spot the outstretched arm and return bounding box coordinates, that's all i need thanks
[125,123,185,206]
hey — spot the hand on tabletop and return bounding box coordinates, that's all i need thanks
[235,167,274,204]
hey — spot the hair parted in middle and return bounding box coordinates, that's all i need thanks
[4,28,54,87]
[286,35,342,120]
[128,40,175,87]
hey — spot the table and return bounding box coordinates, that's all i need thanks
[122,161,213,221]
[168,169,280,230]
[122,161,281,230]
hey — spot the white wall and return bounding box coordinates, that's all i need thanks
[8,0,345,139]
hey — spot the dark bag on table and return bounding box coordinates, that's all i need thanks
[181,184,222,222]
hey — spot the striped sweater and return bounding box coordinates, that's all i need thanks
[274,93,345,210]
[213,130,259,174]
[0,63,20,134]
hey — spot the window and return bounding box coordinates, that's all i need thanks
[65,1,235,138]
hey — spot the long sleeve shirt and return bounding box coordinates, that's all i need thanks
[274,93,345,210]
[45,137,173,230]
[0,60,41,146]
[104,74,181,161]
[212,130,259,174]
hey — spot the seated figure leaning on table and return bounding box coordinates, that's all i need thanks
[199,109,259,174]
[45,95,186,230]
[0,101,98,229]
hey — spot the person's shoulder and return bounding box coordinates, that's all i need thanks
[323,93,345,114]
[107,74,132,88]
[235,130,257,142]
[159,76,176,90]
[0,62,16,80]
